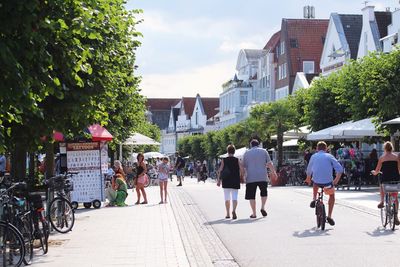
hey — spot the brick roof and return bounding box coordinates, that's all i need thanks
[284,19,329,74]
[375,11,392,38]
[337,15,362,59]
[181,97,196,116]
[201,98,219,119]
[145,98,181,111]
[263,31,280,51]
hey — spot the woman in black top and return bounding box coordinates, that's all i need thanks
[372,142,400,224]
[217,144,243,220]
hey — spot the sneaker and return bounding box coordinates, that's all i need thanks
[310,200,316,208]
[326,217,335,226]
[377,202,384,209]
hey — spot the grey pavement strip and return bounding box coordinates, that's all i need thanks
[169,187,239,267]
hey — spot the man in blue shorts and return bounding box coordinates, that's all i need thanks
[305,141,343,226]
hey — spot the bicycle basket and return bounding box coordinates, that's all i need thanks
[383,183,400,193]
[64,179,74,192]
[48,176,65,191]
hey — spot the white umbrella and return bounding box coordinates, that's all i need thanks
[123,133,160,146]
[144,152,164,159]
[307,118,382,141]
[219,147,247,159]
[382,117,400,125]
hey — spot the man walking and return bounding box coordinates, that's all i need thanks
[243,138,277,218]
[175,152,185,186]
[305,141,343,226]
[0,153,6,177]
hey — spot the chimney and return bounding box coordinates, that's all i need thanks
[303,6,315,19]
[362,5,375,22]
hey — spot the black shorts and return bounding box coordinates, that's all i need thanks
[245,181,268,200]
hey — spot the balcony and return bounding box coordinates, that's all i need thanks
[222,79,252,92]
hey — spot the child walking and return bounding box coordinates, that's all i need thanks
[158,157,170,204]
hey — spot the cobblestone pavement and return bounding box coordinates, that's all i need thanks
[30,178,236,267]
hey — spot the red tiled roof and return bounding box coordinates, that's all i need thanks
[264,31,280,51]
[145,98,181,111]
[201,98,219,119]
[285,19,329,74]
[182,97,196,116]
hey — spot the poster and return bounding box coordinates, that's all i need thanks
[67,142,104,203]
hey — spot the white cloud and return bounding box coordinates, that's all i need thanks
[139,60,236,98]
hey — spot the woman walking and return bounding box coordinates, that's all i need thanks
[158,157,170,204]
[135,153,148,205]
[217,145,243,220]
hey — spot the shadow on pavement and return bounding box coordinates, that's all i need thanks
[293,228,332,238]
[206,217,263,225]
[365,227,396,237]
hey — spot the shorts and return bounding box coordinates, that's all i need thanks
[223,188,238,201]
[314,182,335,195]
[176,169,184,177]
[159,177,168,182]
[245,181,268,200]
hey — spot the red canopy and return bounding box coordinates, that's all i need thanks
[87,124,113,141]
[52,124,113,142]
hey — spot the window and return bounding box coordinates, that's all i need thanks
[280,41,285,55]
[290,39,298,48]
[278,65,282,80]
[364,32,368,55]
[240,91,248,106]
[303,61,315,74]
[279,64,287,80]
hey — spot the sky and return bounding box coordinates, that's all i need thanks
[126,0,398,98]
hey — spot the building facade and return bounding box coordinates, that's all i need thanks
[382,8,400,53]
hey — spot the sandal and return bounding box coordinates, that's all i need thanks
[141,201,148,204]
[250,215,257,219]
[232,211,237,220]
[225,215,230,219]
[134,201,140,205]
[260,209,268,217]
[377,202,384,209]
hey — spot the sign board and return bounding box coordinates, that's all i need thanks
[66,142,104,203]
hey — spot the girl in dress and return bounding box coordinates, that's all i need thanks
[158,157,170,204]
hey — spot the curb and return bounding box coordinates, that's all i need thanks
[169,187,239,267]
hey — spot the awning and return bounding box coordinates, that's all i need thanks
[307,118,382,141]
[53,124,113,142]
[87,124,113,141]
[271,126,310,140]
[282,139,299,147]
[382,117,400,125]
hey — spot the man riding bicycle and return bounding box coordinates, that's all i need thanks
[305,141,343,226]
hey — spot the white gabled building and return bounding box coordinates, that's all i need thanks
[320,13,362,76]
[382,9,400,53]
[357,6,391,58]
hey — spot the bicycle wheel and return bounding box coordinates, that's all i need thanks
[391,202,396,231]
[14,216,33,265]
[315,204,321,228]
[38,219,49,254]
[319,204,326,230]
[49,197,75,234]
[380,205,388,227]
[387,195,394,230]
[0,221,25,267]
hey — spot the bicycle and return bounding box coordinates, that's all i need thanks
[46,172,76,234]
[0,182,27,267]
[314,184,332,231]
[380,181,400,231]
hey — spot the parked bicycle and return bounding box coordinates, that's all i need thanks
[46,172,77,233]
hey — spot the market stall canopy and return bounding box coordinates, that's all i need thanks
[53,124,113,142]
[307,118,382,141]
[219,147,247,159]
[271,126,310,140]
[382,117,400,125]
[282,139,299,147]
[144,151,164,159]
[123,133,160,146]
[87,124,113,141]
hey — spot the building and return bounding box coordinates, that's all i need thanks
[160,95,219,155]
[218,49,265,129]
[145,98,181,130]
[381,8,400,53]
[357,6,391,58]
[274,19,329,99]
[320,14,362,76]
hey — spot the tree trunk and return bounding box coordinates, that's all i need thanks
[45,141,54,179]
[277,125,284,170]
[11,142,27,181]
[28,152,35,180]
